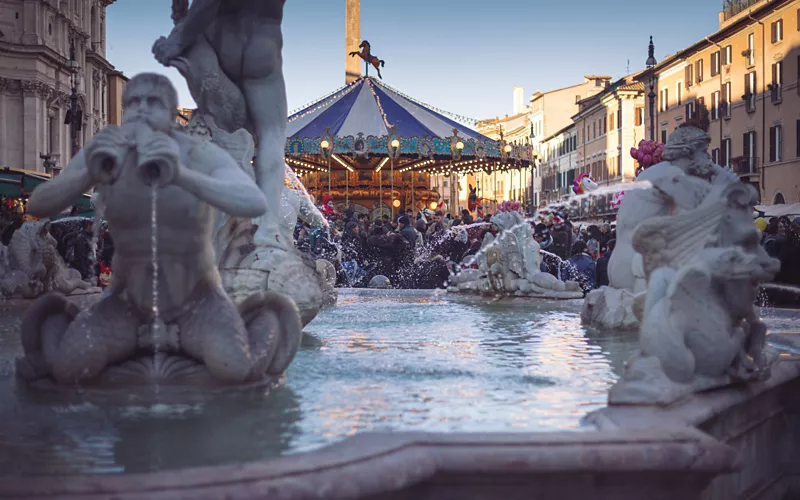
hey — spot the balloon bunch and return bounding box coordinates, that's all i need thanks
[498,200,521,213]
[630,139,665,175]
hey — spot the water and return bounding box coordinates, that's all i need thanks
[0,289,638,476]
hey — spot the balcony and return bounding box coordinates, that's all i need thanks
[770,84,782,104]
[730,156,759,176]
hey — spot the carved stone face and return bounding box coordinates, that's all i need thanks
[122,82,174,133]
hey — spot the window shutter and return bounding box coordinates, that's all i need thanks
[772,62,777,85]
[769,127,776,162]
[721,140,728,166]
[771,22,777,43]
[685,66,690,87]
[744,73,751,96]
[796,120,800,157]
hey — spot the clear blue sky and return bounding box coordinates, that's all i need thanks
[107,0,722,121]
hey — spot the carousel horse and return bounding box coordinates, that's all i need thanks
[349,40,385,79]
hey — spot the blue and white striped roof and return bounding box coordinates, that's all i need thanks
[287,77,492,143]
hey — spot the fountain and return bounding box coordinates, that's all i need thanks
[14,73,303,390]
[447,203,584,298]
[2,3,800,498]
[582,122,743,330]
[152,0,333,327]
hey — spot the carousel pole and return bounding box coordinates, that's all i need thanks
[411,169,415,215]
[346,168,349,206]
[379,167,383,219]
[389,137,400,220]
[321,138,332,198]
[390,156,395,219]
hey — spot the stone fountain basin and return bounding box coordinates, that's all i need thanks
[1,295,798,499]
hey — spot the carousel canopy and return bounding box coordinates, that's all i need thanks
[285,77,534,173]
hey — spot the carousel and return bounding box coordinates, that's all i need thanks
[285,42,535,219]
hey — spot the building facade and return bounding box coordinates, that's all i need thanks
[641,0,800,204]
[0,0,121,174]
[529,76,612,207]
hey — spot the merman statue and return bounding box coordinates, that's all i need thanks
[16,74,303,388]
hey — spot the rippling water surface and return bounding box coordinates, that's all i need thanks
[0,289,638,476]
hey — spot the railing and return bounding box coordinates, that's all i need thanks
[730,156,759,175]
[723,0,761,21]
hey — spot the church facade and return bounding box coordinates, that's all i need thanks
[0,0,124,174]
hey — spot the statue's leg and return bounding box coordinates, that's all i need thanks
[240,72,288,250]
[25,293,140,384]
[177,286,254,383]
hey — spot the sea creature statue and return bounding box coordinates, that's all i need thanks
[0,221,95,298]
[572,173,599,196]
[14,74,302,389]
[608,182,780,406]
[448,206,583,298]
[156,0,331,326]
[582,123,739,330]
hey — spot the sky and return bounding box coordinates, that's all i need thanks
[107,0,724,121]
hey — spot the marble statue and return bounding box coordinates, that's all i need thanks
[15,74,303,388]
[156,0,332,325]
[582,124,740,329]
[608,182,780,405]
[447,209,583,299]
[0,221,95,298]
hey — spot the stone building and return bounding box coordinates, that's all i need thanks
[0,0,122,174]
[641,0,800,204]
[529,76,611,207]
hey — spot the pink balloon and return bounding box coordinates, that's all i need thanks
[630,147,638,158]
[638,139,645,147]
[643,154,652,165]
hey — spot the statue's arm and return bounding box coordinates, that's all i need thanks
[27,150,94,218]
[174,141,267,218]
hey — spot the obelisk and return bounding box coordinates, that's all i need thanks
[345,0,361,84]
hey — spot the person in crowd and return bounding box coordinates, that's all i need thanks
[561,240,596,294]
[534,223,561,278]
[341,221,364,264]
[1,213,22,246]
[397,215,417,251]
[595,238,615,287]
[461,208,474,225]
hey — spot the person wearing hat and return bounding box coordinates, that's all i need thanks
[397,214,417,251]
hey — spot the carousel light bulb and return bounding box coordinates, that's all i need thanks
[392,199,401,208]
[430,201,438,210]
[320,140,330,150]
[391,139,400,148]
[456,141,464,150]
[504,144,513,153]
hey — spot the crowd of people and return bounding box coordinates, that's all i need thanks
[755,215,800,306]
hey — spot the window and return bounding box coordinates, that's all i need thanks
[721,138,731,167]
[743,131,757,173]
[711,51,720,76]
[617,108,622,129]
[635,106,644,126]
[603,116,607,134]
[722,45,732,65]
[771,19,783,43]
[595,79,603,87]
[696,59,704,83]
[661,128,668,144]
[685,100,696,121]
[712,148,720,164]
[769,125,782,162]
[677,82,682,105]
[745,71,757,112]
[659,88,669,111]
[771,61,783,103]
[685,64,694,88]
[721,82,731,118]
[593,122,596,138]
[711,91,720,120]
[747,33,755,66]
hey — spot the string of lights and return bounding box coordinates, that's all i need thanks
[365,78,394,130]
[287,79,360,123]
